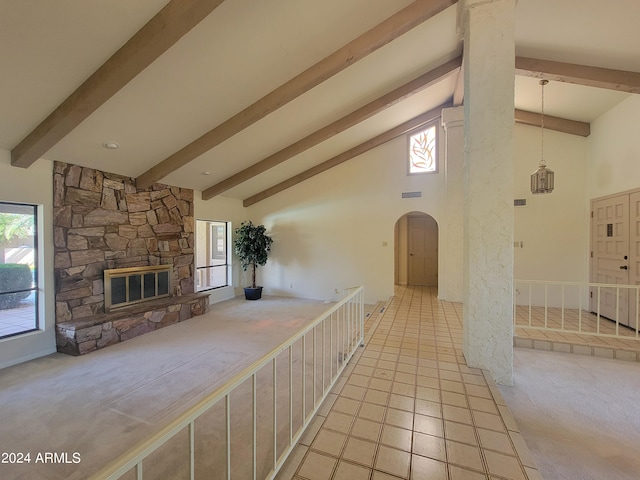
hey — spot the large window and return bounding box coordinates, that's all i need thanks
[0,202,38,338]
[196,220,230,291]
[408,123,438,174]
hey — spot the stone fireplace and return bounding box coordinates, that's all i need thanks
[53,161,208,355]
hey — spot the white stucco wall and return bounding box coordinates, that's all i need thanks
[244,117,595,308]
[248,133,447,305]
[513,124,590,307]
[587,95,640,199]
[513,125,589,278]
[0,150,56,369]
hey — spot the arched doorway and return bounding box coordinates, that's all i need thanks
[394,212,438,286]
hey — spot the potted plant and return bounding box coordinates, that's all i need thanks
[233,221,273,300]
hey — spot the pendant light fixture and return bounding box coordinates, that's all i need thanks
[531,79,555,194]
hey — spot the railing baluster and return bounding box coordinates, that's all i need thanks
[636,287,640,339]
[313,327,316,409]
[289,345,293,445]
[330,312,333,382]
[597,286,601,335]
[189,421,195,480]
[615,287,620,336]
[322,318,326,395]
[359,292,364,345]
[273,357,277,470]
[252,373,257,480]
[528,283,532,327]
[137,462,142,480]
[561,284,565,330]
[544,284,549,329]
[579,284,583,330]
[302,334,306,422]
[226,394,231,480]
[337,308,341,374]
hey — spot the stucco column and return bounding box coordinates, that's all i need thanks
[459,0,515,385]
[441,106,465,303]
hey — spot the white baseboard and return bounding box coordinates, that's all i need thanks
[0,346,57,370]
[204,286,236,305]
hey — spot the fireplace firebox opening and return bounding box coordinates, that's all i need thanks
[104,265,173,312]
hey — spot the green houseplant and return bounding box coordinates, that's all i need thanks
[233,221,273,300]
[0,263,32,309]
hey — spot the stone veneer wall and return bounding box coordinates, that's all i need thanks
[53,161,195,324]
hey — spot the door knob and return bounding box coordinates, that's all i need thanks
[620,265,628,270]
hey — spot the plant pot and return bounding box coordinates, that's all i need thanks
[244,286,263,300]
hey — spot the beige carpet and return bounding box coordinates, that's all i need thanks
[499,348,640,480]
[0,296,338,480]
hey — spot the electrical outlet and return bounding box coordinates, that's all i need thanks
[516,289,520,296]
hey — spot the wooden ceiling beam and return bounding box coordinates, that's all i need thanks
[136,0,457,189]
[243,102,451,207]
[202,57,461,200]
[515,57,640,94]
[11,0,224,169]
[514,109,590,137]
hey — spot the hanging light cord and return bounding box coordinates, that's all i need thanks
[540,79,548,167]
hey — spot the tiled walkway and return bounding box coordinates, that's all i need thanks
[276,286,541,480]
[515,306,640,361]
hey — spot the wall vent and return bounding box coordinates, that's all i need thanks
[514,198,527,206]
[402,191,422,199]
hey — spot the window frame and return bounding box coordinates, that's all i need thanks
[195,219,231,292]
[407,121,439,176]
[0,201,39,339]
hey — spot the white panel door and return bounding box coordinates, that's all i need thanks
[591,195,630,325]
[408,216,438,286]
[628,192,640,329]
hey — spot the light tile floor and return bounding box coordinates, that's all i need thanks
[514,305,640,361]
[276,285,542,480]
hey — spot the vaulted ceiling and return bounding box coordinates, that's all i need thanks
[2,0,639,206]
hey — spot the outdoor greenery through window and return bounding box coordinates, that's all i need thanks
[196,220,230,291]
[408,123,437,174]
[0,202,38,338]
